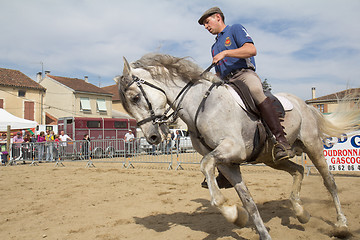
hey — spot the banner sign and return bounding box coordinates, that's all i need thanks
[323,130,360,171]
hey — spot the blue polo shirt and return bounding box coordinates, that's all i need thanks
[211,24,256,79]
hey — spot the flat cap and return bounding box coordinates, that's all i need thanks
[198,7,224,25]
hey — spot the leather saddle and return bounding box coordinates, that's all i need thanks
[227,80,285,118]
[226,80,289,162]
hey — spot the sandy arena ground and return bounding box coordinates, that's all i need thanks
[0,161,359,240]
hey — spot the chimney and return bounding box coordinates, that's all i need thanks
[45,71,51,76]
[36,72,42,82]
[84,76,89,83]
[311,87,316,99]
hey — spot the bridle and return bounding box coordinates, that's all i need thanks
[124,63,217,151]
[124,75,194,127]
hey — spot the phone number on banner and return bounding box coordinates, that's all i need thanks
[328,164,360,171]
[323,130,360,171]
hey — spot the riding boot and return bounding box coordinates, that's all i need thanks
[257,97,294,163]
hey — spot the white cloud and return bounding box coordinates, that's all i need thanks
[0,0,359,100]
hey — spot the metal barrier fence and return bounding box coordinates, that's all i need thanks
[3,138,308,171]
[4,137,203,169]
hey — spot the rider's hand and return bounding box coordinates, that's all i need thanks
[213,51,227,64]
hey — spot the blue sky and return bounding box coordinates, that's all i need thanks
[1,0,359,100]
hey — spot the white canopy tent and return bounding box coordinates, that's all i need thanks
[0,109,38,131]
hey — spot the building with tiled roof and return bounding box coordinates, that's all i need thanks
[0,68,46,124]
[39,72,113,120]
[101,84,120,101]
[101,84,133,119]
[48,75,111,95]
[101,84,125,111]
[306,88,360,114]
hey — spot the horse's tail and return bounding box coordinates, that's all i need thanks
[313,95,360,139]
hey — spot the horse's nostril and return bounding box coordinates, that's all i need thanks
[149,135,158,143]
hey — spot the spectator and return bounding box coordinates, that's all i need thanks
[23,133,32,160]
[45,130,55,162]
[124,129,134,157]
[82,134,91,159]
[37,131,46,161]
[166,132,172,154]
[30,134,37,143]
[59,131,72,142]
[53,134,60,160]
[12,132,24,159]
[0,133,7,150]
[151,144,157,155]
[0,133,6,141]
[13,132,24,143]
[174,130,181,152]
[23,133,31,142]
[1,151,7,165]
[59,131,73,159]
[0,133,8,165]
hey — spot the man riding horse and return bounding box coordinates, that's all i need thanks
[117,53,355,240]
[198,7,294,187]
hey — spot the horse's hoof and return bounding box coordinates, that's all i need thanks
[296,209,310,224]
[233,205,249,228]
[221,204,248,227]
[331,225,352,239]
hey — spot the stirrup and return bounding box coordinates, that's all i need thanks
[272,142,294,163]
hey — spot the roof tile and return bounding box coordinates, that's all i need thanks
[48,75,112,95]
[101,84,120,101]
[0,68,46,90]
[307,88,360,102]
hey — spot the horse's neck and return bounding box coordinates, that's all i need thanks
[155,79,194,106]
[164,79,251,128]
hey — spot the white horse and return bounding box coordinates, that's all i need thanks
[115,53,359,240]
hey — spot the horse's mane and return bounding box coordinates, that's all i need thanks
[117,53,218,113]
[132,53,212,82]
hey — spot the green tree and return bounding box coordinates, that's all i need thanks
[262,78,272,92]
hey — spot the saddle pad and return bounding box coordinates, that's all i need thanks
[225,85,293,112]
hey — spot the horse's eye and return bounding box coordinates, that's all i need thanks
[131,94,140,103]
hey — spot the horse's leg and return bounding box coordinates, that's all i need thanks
[199,139,251,227]
[200,152,227,207]
[304,144,349,233]
[218,164,272,240]
[200,153,245,225]
[264,159,310,224]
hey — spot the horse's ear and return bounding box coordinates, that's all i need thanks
[123,57,132,77]
[113,75,121,84]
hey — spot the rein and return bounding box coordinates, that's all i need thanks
[125,75,194,126]
[193,82,218,151]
